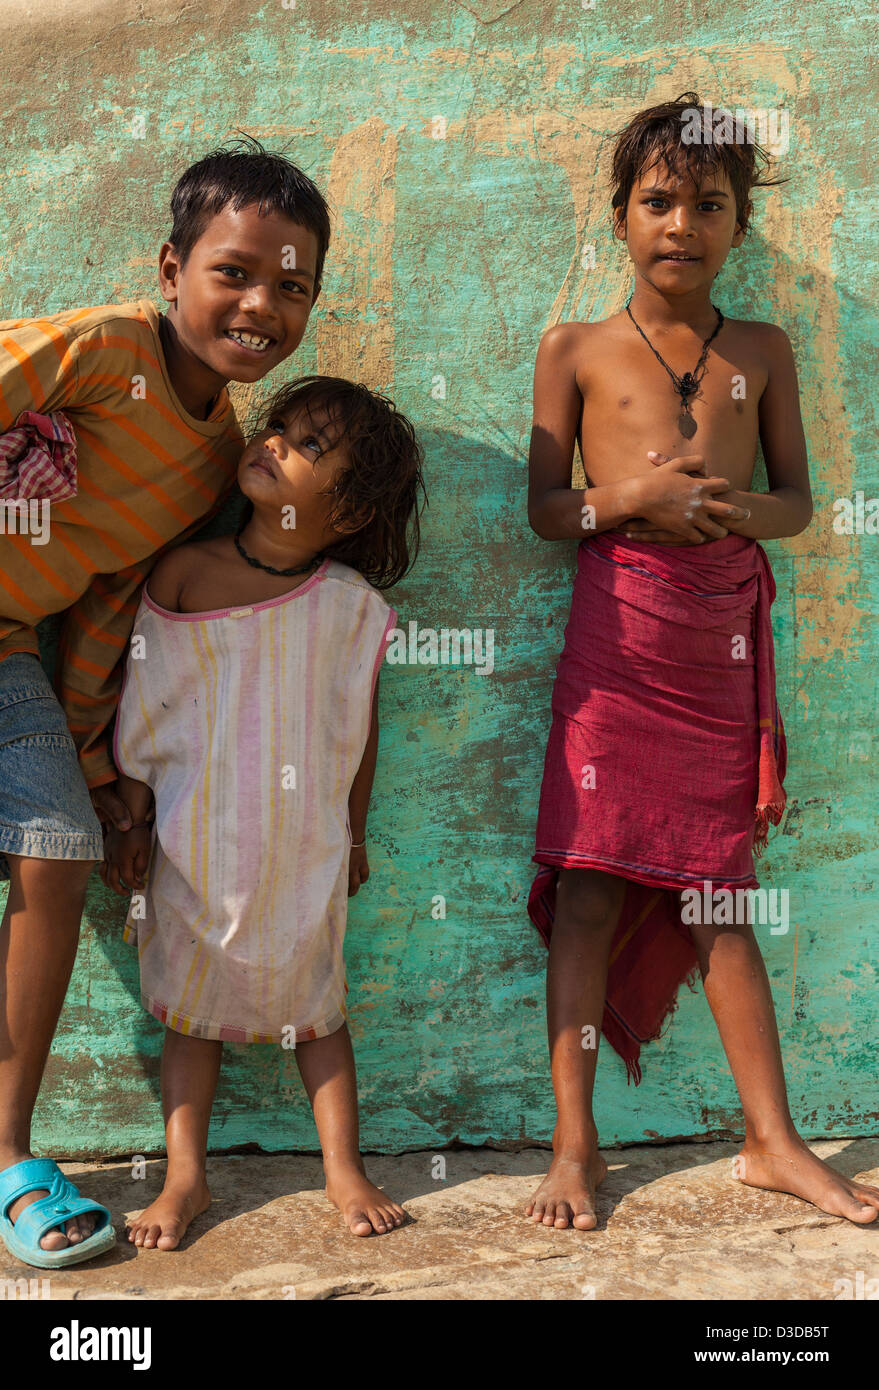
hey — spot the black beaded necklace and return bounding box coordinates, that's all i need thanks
[234,520,325,578]
[625,296,724,439]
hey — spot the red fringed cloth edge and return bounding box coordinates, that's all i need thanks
[753,543,787,853]
[528,869,707,1085]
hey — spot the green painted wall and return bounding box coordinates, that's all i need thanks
[1,1,876,1156]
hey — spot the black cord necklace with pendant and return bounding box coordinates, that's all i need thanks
[234,521,325,578]
[625,296,724,440]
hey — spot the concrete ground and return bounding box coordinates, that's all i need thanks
[2,1138,877,1300]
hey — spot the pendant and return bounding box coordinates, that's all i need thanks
[678,411,697,439]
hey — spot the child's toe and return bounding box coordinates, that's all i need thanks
[854,1182,879,1208]
[39,1227,69,1251]
[73,1212,95,1241]
[847,1197,878,1223]
[369,1208,388,1233]
[572,1204,598,1230]
[347,1208,372,1237]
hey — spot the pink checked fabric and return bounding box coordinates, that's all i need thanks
[0,410,77,501]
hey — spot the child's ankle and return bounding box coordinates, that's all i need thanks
[322,1153,365,1176]
[743,1122,800,1151]
[553,1123,600,1157]
[0,1143,33,1169]
[164,1163,208,1188]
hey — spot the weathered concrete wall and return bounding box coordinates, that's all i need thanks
[1,1,876,1156]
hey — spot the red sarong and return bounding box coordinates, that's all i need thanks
[528,531,787,1083]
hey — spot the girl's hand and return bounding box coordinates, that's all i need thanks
[90,780,156,832]
[347,844,370,896]
[100,825,152,896]
[91,780,135,832]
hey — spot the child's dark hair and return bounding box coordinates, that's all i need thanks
[169,134,332,290]
[610,91,787,237]
[246,376,426,591]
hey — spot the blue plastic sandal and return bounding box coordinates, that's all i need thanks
[0,1158,116,1269]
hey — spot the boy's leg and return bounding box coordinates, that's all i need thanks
[127,1028,220,1250]
[295,1023,406,1236]
[0,650,108,1252]
[0,853,100,1251]
[690,913,879,1223]
[526,868,626,1230]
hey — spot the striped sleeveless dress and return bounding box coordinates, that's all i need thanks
[113,558,396,1044]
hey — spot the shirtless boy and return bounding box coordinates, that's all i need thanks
[524,91,879,1231]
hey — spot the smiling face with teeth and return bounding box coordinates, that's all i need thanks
[614,157,747,302]
[157,203,321,419]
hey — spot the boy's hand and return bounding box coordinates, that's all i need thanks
[91,780,153,833]
[347,844,370,896]
[626,452,750,544]
[625,449,721,544]
[100,825,152,896]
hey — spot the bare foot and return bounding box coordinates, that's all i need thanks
[526,1150,608,1230]
[1,1154,96,1252]
[325,1160,406,1236]
[735,1137,879,1224]
[126,1177,211,1250]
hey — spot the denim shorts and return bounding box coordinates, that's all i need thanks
[0,651,104,881]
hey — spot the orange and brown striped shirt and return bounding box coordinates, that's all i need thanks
[0,298,244,788]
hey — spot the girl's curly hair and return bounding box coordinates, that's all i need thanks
[245,375,426,591]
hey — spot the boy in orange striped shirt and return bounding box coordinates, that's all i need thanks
[0,138,330,1267]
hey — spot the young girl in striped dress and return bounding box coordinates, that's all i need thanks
[102,376,424,1248]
